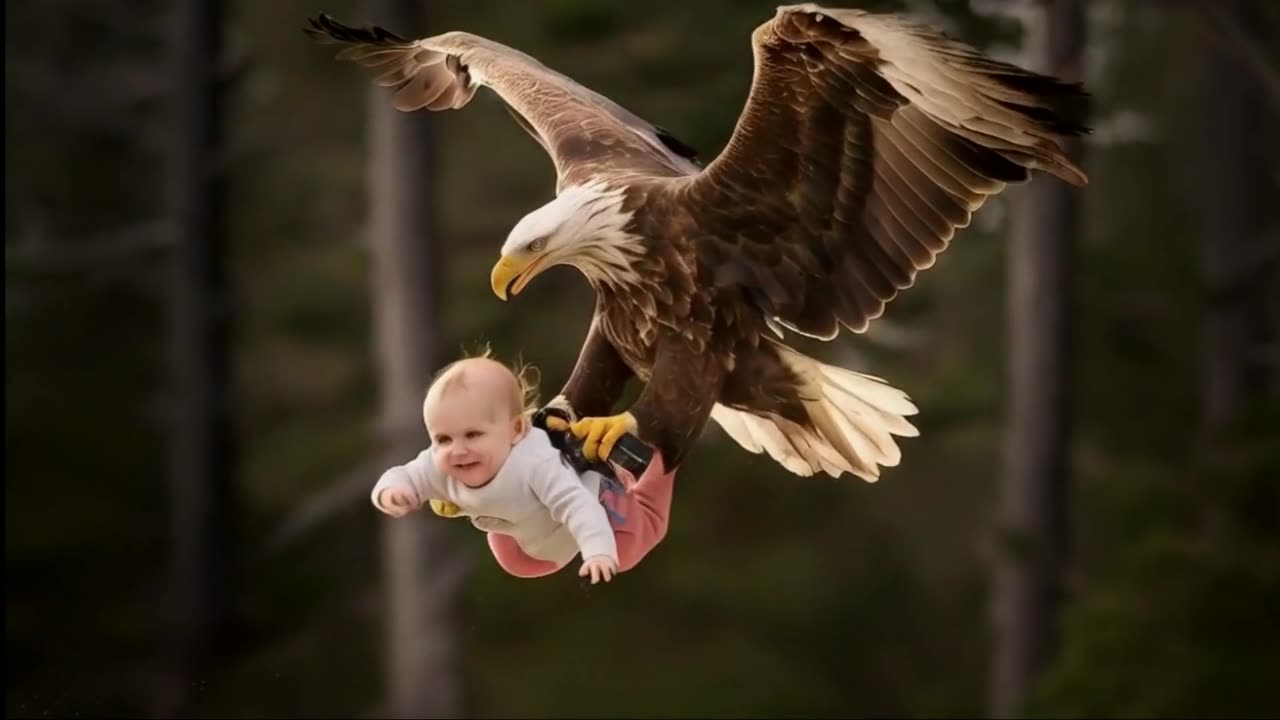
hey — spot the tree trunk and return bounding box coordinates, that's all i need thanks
[166,0,234,713]
[365,0,466,717]
[1195,0,1274,502]
[990,0,1085,717]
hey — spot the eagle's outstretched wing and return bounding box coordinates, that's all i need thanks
[305,14,701,192]
[679,3,1090,341]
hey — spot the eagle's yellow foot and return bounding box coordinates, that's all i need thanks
[429,498,464,518]
[570,412,638,461]
[543,415,571,433]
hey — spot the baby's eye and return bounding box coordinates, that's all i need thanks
[465,430,484,439]
[435,436,451,445]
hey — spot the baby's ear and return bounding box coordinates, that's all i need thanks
[512,415,529,444]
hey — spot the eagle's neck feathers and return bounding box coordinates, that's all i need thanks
[558,180,647,291]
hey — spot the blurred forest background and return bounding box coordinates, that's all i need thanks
[6,0,1279,717]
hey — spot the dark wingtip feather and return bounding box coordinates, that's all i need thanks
[654,125,702,166]
[302,12,410,46]
[990,70,1093,137]
[997,95,1092,136]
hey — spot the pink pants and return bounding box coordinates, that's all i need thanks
[487,453,675,578]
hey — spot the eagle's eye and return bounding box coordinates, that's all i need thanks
[529,236,548,252]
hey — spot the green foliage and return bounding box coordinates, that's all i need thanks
[1028,397,1280,719]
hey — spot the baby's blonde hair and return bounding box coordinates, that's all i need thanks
[424,342,541,422]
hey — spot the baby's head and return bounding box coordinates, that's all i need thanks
[422,350,539,488]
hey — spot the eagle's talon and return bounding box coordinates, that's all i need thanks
[570,412,638,462]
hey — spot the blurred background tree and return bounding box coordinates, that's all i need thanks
[6,0,1277,718]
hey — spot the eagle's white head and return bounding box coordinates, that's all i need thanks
[490,181,644,300]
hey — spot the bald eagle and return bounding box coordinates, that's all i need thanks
[306,5,1089,481]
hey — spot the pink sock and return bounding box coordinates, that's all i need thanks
[603,452,676,572]
[487,532,563,578]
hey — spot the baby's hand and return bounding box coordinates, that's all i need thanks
[579,555,618,584]
[377,485,421,517]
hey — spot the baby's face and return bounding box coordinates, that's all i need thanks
[425,384,524,488]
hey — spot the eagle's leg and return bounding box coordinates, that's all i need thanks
[575,333,726,469]
[539,317,634,432]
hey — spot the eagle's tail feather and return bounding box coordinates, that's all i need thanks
[710,347,919,481]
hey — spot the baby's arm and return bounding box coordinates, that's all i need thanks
[528,459,619,567]
[371,449,445,516]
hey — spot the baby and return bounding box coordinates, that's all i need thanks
[371,353,676,583]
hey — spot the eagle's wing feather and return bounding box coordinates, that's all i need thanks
[679,4,1090,340]
[305,14,701,192]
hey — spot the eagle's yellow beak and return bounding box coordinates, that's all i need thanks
[490,254,543,301]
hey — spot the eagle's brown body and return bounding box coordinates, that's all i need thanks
[572,182,817,467]
[308,4,1090,479]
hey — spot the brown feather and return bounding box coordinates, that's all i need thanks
[304,13,701,192]
[681,3,1089,343]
